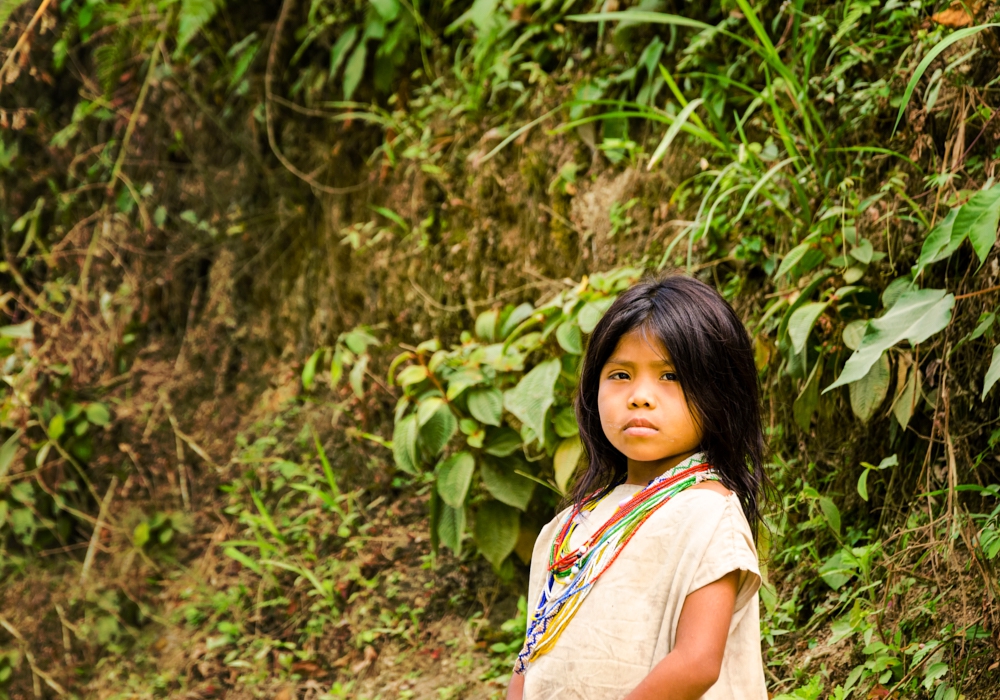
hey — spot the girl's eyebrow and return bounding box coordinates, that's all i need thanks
[605,357,675,366]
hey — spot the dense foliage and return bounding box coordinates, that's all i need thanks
[1,0,999,698]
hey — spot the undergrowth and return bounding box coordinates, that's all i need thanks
[1,0,1000,698]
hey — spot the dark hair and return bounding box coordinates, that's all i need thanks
[572,273,767,535]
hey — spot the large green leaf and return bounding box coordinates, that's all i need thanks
[954,185,1000,266]
[849,351,891,423]
[499,302,536,340]
[787,302,828,355]
[553,435,584,494]
[983,345,1000,400]
[503,359,561,445]
[392,414,419,473]
[553,406,579,437]
[474,501,519,569]
[916,209,961,273]
[556,321,583,355]
[468,387,503,426]
[825,289,954,391]
[420,403,457,456]
[445,368,485,401]
[437,452,475,508]
[483,427,522,457]
[480,458,535,510]
[438,503,465,555]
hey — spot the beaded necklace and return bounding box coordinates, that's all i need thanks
[514,453,718,675]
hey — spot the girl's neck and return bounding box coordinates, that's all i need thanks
[624,449,702,485]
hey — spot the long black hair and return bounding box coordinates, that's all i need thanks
[572,273,768,536]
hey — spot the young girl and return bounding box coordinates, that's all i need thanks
[507,275,768,700]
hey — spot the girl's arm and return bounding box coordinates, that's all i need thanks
[506,670,525,700]
[623,570,740,700]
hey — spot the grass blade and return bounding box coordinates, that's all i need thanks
[733,156,799,221]
[893,24,1000,136]
[648,98,704,170]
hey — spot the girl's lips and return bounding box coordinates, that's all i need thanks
[623,426,658,437]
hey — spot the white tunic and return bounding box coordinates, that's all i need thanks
[522,485,768,700]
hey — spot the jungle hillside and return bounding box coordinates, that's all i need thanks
[1,0,999,698]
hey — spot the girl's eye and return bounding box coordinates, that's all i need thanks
[661,372,678,381]
[609,371,630,380]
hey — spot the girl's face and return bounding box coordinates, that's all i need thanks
[597,328,704,474]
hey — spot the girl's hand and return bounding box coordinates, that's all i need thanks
[506,670,525,700]
[622,570,740,700]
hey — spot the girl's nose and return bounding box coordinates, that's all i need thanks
[628,392,654,408]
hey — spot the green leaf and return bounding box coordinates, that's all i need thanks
[349,353,367,397]
[553,435,584,494]
[857,469,870,502]
[577,300,611,334]
[893,24,1000,135]
[0,321,33,339]
[437,452,475,508]
[474,501,519,569]
[133,521,150,548]
[483,427,522,457]
[85,402,111,427]
[503,359,561,446]
[499,303,535,340]
[445,368,485,401]
[775,241,815,279]
[850,238,874,265]
[420,403,457,456]
[849,351,891,423]
[48,413,66,441]
[222,547,262,575]
[343,42,367,101]
[842,319,867,351]
[556,321,583,355]
[916,208,961,273]
[302,349,321,391]
[392,414,419,473]
[396,364,428,386]
[371,0,401,22]
[884,279,918,315]
[793,359,820,432]
[553,406,579,437]
[177,0,222,53]
[468,388,503,426]
[825,289,954,391]
[787,302,828,355]
[818,497,841,536]
[480,457,534,510]
[418,397,446,426]
[475,309,498,342]
[955,185,1000,266]
[891,360,918,430]
[438,503,465,555]
[343,329,379,354]
[983,345,1000,400]
[0,430,22,479]
[331,348,346,387]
